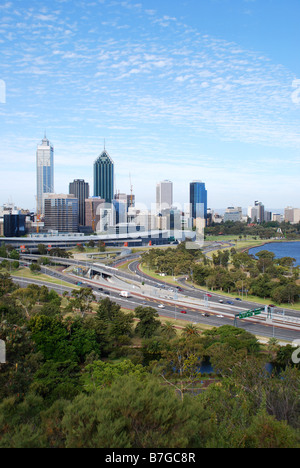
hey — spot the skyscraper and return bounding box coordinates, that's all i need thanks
[36,134,54,215]
[156,180,173,213]
[69,179,89,226]
[189,181,207,223]
[44,194,78,233]
[94,148,114,203]
[248,201,265,223]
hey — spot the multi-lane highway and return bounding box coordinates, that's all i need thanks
[11,253,300,342]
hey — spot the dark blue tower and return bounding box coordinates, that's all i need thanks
[93,149,114,204]
[189,181,207,224]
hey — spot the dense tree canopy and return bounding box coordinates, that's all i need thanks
[0,274,299,448]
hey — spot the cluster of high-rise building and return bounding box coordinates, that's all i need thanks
[0,134,299,238]
[31,135,208,237]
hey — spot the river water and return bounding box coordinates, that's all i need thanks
[248,241,300,266]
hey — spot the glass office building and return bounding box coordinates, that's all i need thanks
[44,194,79,233]
[189,181,208,223]
[3,214,27,237]
[69,179,89,226]
[156,180,173,213]
[94,150,114,204]
[36,135,54,215]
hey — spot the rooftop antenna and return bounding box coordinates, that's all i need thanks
[129,173,133,206]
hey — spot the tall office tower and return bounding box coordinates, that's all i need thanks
[254,201,265,223]
[156,180,173,213]
[36,134,54,216]
[94,148,114,203]
[248,201,265,223]
[85,197,105,232]
[69,179,89,226]
[189,181,207,223]
[284,206,300,224]
[113,193,128,225]
[44,194,79,233]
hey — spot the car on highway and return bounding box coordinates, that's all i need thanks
[226,300,234,305]
[219,299,224,303]
[235,298,242,301]
[158,304,165,308]
[180,310,187,314]
[217,314,224,318]
[202,313,210,317]
[206,294,212,297]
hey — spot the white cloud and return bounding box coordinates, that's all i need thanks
[0,0,299,210]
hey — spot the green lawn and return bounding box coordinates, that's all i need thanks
[10,267,79,289]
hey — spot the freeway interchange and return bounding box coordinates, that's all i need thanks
[11,253,300,343]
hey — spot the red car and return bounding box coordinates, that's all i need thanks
[180,310,187,314]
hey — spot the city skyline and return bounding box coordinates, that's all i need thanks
[0,1,300,210]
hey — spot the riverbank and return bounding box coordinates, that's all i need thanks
[247,241,300,267]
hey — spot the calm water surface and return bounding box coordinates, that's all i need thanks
[249,241,300,266]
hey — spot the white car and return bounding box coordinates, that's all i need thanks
[158,304,165,308]
[217,314,224,318]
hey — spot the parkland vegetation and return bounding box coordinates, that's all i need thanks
[141,242,300,306]
[0,271,299,448]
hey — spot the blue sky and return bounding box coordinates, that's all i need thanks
[0,0,299,212]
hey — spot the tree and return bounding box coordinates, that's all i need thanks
[244,410,299,448]
[182,324,200,336]
[28,315,100,363]
[0,273,16,297]
[134,306,161,338]
[61,374,209,448]
[30,360,82,403]
[37,244,47,255]
[98,241,106,252]
[49,248,72,258]
[28,315,74,362]
[0,322,42,401]
[8,249,20,260]
[65,287,95,317]
[158,336,205,401]
[96,298,134,347]
[271,283,300,304]
[29,263,41,273]
[81,359,147,392]
[250,274,274,298]
[12,287,39,318]
[160,321,177,339]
